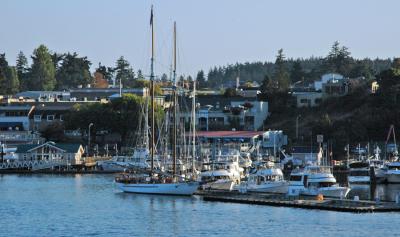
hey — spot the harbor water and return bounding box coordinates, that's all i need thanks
[0,174,399,237]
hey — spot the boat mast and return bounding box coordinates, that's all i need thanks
[192,78,196,173]
[150,5,155,172]
[172,21,177,177]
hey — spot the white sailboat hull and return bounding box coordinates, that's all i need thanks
[117,181,199,195]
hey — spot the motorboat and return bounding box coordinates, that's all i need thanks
[348,161,370,184]
[98,148,150,171]
[199,151,241,191]
[240,162,288,193]
[288,165,351,198]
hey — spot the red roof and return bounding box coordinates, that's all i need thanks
[195,131,264,138]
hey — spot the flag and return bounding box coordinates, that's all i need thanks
[150,6,153,26]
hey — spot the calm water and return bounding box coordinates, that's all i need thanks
[0,174,399,237]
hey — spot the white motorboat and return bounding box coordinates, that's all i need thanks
[240,163,288,193]
[386,162,400,183]
[98,148,150,171]
[288,165,351,198]
[348,161,370,184]
[199,152,241,191]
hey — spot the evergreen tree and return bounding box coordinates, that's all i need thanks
[115,56,135,88]
[161,73,168,82]
[196,70,206,88]
[16,51,29,91]
[0,54,20,94]
[290,60,305,83]
[51,53,65,71]
[30,45,56,90]
[6,67,19,94]
[95,63,114,83]
[136,69,145,80]
[273,49,290,91]
[56,52,92,89]
[325,41,353,75]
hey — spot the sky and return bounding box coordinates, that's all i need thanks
[1,0,399,77]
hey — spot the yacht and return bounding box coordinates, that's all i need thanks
[240,162,288,193]
[288,165,351,198]
[199,151,241,191]
[98,148,150,171]
[348,161,370,184]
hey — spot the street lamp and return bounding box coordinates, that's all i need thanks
[296,115,301,140]
[88,123,94,156]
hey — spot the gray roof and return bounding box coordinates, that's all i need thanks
[16,142,82,153]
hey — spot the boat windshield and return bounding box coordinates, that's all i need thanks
[201,176,230,182]
[305,166,331,174]
[309,182,336,188]
[290,175,302,181]
[349,170,369,176]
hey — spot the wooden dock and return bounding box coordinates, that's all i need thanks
[199,191,400,213]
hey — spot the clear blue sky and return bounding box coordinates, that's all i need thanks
[1,0,399,77]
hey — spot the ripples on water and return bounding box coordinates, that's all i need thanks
[0,174,399,237]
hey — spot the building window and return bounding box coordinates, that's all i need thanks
[47,115,55,121]
[59,115,63,121]
[34,115,42,122]
[300,99,309,104]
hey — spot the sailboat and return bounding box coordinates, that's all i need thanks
[115,8,199,195]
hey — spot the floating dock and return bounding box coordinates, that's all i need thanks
[199,191,400,213]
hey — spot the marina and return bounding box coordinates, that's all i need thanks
[1,1,400,236]
[1,174,400,237]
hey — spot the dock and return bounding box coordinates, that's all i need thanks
[199,191,400,213]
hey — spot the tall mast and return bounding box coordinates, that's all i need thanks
[192,79,196,172]
[172,21,177,177]
[150,5,155,172]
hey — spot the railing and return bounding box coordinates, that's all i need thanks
[0,159,69,171]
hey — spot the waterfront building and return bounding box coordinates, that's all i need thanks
[15,141,85,166]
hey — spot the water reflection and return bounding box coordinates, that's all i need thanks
[349,184,400,201]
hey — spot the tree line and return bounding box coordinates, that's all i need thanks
[0,45,158,95]
[195,41,393,91]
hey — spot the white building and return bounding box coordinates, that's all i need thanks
[314,73,344,91]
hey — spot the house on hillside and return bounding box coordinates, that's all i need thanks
[181,95,268,131]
